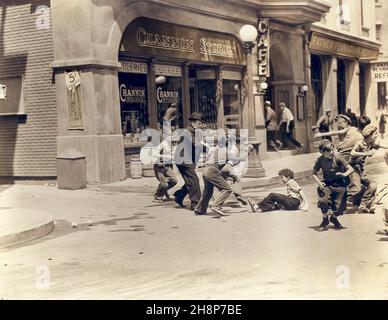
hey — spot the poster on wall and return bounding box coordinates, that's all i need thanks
[65,71,84,130]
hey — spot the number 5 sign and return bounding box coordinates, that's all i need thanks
[65,71,84,130]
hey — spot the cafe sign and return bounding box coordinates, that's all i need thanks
[371,62,388,82]
[309,32,379,59]
[121,17,246,65]
[257,18,270,77]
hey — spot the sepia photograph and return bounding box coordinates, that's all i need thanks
[0,0,388,304]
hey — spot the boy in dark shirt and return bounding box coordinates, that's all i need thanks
[313,140,355,231]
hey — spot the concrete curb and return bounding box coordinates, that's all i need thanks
[100,169,315,194]
[0,209,55,249]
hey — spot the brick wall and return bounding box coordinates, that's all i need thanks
[0,1,57,177]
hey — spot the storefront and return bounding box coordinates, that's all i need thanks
[308,30,380,124]
[118,17,247,145]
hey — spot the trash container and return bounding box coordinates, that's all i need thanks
[57,149,87,190]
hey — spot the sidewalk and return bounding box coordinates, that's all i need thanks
[101,152,321,193]
[0,208,54,248]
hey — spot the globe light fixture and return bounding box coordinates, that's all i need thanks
[298,84,309,95]
[239,25,258,54]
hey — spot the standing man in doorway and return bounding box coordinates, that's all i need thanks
[264,101,282,151]
[173,112,208,211]
[279,102,303,150]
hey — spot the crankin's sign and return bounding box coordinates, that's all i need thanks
[257,18,270,77]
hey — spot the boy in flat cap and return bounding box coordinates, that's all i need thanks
[313,140,355,231]
[350,124,388,213]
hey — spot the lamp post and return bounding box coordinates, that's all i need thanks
[239,25,266,178]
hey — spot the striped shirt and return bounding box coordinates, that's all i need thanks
[313,155,348,185]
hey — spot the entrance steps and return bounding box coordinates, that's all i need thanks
[264,149,299,161]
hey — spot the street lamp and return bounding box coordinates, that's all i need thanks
[239,25,258,54]
[238,24,265,178]
[298,84,309,96]
[256,81,268,96]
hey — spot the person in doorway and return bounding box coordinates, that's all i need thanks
[264,101,282,151]
[247,168,308,213]
[278,102,304,150]
[173,112,208,211]
[313,140,354,231]
[379,114,386,139]
[315,107,334,140]
[344,108,358,127]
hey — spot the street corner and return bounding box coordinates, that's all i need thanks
[0,208,54,249]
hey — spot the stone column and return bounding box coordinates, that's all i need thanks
[54,64,126,185]
[346,61,360,115]
[242,48,265,178]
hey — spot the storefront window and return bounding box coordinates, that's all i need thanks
[197,79,217,129]
[119,72,148,134]
[337,59,346,115]
[311,55,323,121]
[155,65,183,129]
[223,79,241,129]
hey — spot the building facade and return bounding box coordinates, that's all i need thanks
[305,0,381,150]
[7,0,373,183]
[374,0,388,116]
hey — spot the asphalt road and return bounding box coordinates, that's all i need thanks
[0,164,387,299]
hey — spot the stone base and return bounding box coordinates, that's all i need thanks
[57,134,126,184]
[245,166,266,178]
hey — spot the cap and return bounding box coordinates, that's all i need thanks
[335,114,351,124]
[362,124,378,138]
[318,139,334,152]
[188,112,204,122]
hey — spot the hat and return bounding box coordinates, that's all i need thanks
[362,124,377,138]
[278,102,286,107]
[324,107,332,113]
[318,140,333,152]
[163,105,181,121]
[264,101,271,106]
[188,112,204,122]
[336,114,351,124]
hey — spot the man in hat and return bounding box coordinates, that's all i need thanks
[350,124,388,213]
[278,102,303,150]
[264,101,282,151]
[173,112,208,210]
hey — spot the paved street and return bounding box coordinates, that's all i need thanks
[0,164,387,300]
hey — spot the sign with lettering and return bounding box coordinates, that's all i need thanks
[120,85,147,103]
[120,61,148,74]
[120,18,246,65]
[371,62,388,82]
[154,64,182,77]
[309,32,379,59]
[257,18,270,77]
[156,87,180,104]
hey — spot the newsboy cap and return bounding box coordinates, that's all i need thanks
[188,112,204,122]
[362,124,377,138]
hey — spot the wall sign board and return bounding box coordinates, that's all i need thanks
[120,18,246,65]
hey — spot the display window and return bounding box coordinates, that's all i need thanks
[119,71,149,134]
[223,79,241,129]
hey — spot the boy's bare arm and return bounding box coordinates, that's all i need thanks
[314,128,348,139]
[336,164,354,177]
[312,174,325,188]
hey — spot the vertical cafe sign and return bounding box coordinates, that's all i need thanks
[257,18,269,77]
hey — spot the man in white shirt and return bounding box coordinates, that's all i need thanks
[279,102,303,150]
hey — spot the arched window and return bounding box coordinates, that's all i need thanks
[337,59,346,115]
[311,55,323,121]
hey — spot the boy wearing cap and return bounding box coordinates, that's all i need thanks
[314,114,364,205]
[313,140,355,231]
[350,124,388,213]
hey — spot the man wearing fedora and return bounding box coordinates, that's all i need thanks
[173,112,208,210]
